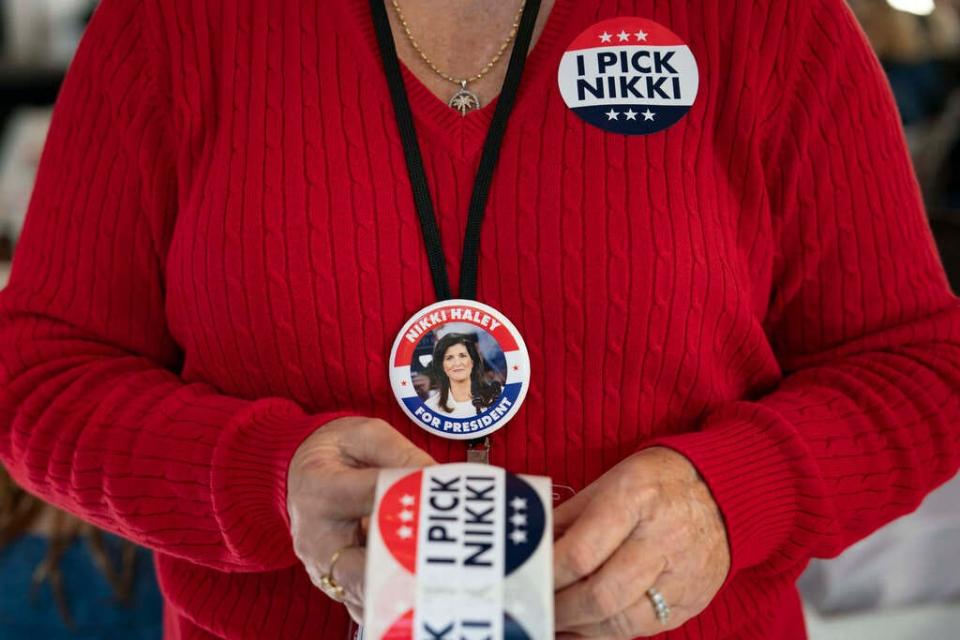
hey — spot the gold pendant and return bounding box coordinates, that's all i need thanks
[449,80,481,116]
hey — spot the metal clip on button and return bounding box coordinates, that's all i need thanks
[466,436,491,464]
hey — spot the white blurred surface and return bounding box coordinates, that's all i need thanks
[0,107,52,243]
[799,472,960,613]
[2,0,94,65]
[805,601,960,639]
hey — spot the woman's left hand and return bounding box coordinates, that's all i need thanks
[553,447,730,639]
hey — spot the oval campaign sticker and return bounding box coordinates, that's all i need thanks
[557,17,699,135]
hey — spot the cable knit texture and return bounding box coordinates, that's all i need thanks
[1,0,959,638]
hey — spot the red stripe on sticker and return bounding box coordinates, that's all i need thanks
[392,303,520,366]
[566,16,685,50]
[382,609,414,640]
[378,470,423,574]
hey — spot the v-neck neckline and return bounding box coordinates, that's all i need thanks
[341,0,581,157]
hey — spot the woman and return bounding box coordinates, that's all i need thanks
[0,0,958,638]
[423,333,502,418]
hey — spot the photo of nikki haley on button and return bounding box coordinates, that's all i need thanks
[412,326,506,419]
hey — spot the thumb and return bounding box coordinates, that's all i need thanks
[340,418,436,469]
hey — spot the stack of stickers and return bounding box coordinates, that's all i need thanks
[364,464,553,639]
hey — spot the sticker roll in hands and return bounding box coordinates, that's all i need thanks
[363,463,553,640]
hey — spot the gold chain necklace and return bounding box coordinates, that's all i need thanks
[389,0,527,115]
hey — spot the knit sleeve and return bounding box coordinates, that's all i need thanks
[643,0,960,585]
[0,0,346,572]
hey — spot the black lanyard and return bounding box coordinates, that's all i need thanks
[369,0,542,301]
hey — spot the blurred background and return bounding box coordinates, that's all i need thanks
[0,0,957,638]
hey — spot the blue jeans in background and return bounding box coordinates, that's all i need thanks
[0,533,162,639]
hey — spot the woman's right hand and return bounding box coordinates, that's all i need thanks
[286,417,435,622]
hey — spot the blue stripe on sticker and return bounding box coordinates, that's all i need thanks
[402,382,523,437]
[571,104,692,135]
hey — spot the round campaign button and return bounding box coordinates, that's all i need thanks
[389,300,530,441]
[557,17,699,135]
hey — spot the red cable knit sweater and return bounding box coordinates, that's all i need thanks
[2,0,959,638]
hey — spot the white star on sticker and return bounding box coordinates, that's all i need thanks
[510,497,528,511]
[605,109,620,121]
[400,494,415,507]
[599,31,613,43]
[399,509,414,522]
[510,513,527,527]
[642,109,656,121]
[397,525,413,539]
[624,109,638,120]
[635,30,649,41]
[510,530,528,545]
[617,30,631,42]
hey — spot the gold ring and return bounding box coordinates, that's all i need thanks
[318,546,352,602]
